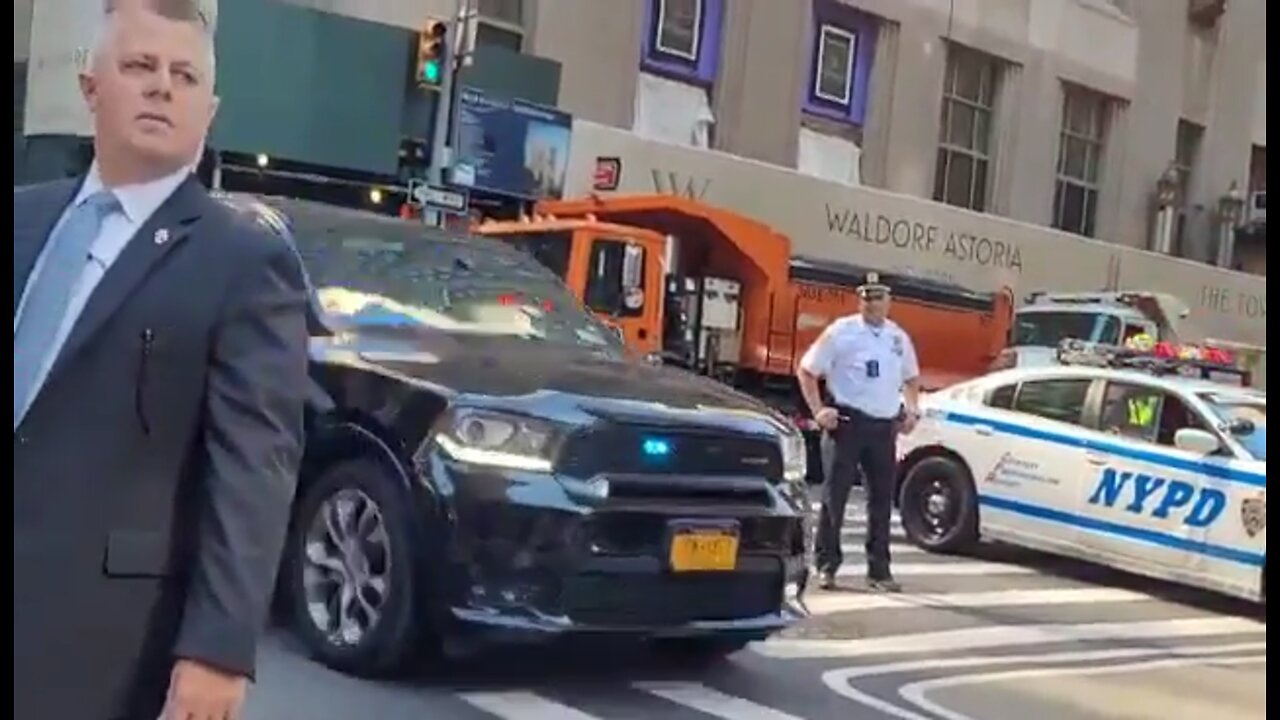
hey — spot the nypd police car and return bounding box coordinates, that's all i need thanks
[896,340,1266,603]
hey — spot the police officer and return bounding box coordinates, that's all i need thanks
[797,273,922,592]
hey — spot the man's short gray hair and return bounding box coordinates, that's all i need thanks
[90,0,217,83]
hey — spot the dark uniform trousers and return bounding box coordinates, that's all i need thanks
[814,406,898,580]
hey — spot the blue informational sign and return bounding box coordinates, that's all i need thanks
[453,87,573,200]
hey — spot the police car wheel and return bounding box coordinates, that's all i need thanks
[899,456,978,554]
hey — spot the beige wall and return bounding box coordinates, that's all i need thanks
[15,0,33,62]
[22,0,1262,260]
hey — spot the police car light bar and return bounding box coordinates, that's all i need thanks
[1056,339,1249,386]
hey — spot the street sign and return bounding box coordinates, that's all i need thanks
[409,180,469,215]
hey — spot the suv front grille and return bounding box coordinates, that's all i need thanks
[557,424,783,481]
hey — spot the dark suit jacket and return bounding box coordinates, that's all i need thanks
[13,176,310,720]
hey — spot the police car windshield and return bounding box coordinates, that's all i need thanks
[289,218,621,352]
[1201,395,1266,461]
[1013,311,1121,347]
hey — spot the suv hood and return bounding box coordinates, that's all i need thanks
[314,327,786,432]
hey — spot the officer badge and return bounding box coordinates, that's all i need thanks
[1240,494,1266,538]
[892,334,904,357]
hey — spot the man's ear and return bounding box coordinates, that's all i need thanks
[78,72,98,110]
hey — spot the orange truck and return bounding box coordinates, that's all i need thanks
[474,194,1015,420]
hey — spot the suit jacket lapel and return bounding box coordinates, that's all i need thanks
[49,176,210,380]
[14,179,83,318]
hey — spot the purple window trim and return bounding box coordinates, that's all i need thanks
[803,0,879,126]
[640,0,724,87]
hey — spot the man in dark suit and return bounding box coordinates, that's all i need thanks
[13,2,309,719]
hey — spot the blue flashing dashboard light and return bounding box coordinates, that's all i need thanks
[642,438,672,458]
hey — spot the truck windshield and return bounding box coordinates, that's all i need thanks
[1201,395,1266,461]
[487,230,573,280]
[1013,311,1121,347]
[291,219,620,352]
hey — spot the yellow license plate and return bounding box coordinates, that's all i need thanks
[669,531,739,572]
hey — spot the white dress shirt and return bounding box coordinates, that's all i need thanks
[800,314,920,420]
[14,162,192,399]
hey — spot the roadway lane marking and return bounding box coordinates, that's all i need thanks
[900,653,1267,720]
[835,561,1035,578]
[804,587,1153,616]
[635,682,806,720]
[819,642,1267,720]
[751,617,1267,659]
[456,691,603,720]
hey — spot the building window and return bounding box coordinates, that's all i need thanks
[802,6,879,127]
[641,0,721,86]
[654,0,702,62]
[934,45,1000,212]
[1053,84,1110,237]
[477,0,522,23]
[475,0,524,52]
[475,23,522,51]
[1171,119,1203,254]
[1173,120,1202,199]
[814,25,857,106]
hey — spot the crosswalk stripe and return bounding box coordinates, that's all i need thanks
[836,561,1034,577]
[803,587,1152,616]
[841,542,927,555]
[635,682,806,720]
[456,691,603,720]
[751,616,1266,660]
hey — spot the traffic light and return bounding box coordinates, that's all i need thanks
[416,19,449,89]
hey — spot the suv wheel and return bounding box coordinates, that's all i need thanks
[284,459,425,677]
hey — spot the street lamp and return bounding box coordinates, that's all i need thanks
[1156,163,1180,207]
[1215,181,1245,267]
[1151,162,1181,254]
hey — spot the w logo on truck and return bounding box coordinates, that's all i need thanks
[650,170,711,200]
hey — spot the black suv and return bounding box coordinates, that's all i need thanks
[220,194,810,677]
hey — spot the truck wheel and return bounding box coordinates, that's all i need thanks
[899,456,979,554]
[283,458,425,677]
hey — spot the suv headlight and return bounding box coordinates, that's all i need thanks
[434,408,561,473]
[780,430,808,483]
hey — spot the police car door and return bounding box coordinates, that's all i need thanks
[1078,380,1222,579]
[975,376,1096,549]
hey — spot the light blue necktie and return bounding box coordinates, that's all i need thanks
[14,190,120,430]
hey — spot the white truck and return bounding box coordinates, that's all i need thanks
[999,291,1266,388]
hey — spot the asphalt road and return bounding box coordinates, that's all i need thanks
[247,491,1266,719]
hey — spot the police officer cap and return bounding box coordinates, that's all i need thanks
[857,272,892,297]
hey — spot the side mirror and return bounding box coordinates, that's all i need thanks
[621,244,644,290]
[1174,428,1220,455]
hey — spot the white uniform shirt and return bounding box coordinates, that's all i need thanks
[799,314,920,420]
[14,162,191,401]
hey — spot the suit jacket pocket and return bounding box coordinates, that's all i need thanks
[103,530,172,578]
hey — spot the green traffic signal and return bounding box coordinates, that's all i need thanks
[422,60,442,84]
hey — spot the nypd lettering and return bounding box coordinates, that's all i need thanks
[1088,468,1226,528]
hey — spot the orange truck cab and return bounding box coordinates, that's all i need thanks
[474,193,1015,421]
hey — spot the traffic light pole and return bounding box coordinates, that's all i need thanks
[424,0,470,227]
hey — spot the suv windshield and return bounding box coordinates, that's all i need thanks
[287,206,621,352]
[1013,311,1121,347]
[1201,394,1266,461]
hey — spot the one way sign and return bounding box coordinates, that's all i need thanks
[409,180,469,215]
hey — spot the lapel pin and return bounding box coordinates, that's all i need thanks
[154,228,171,245]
